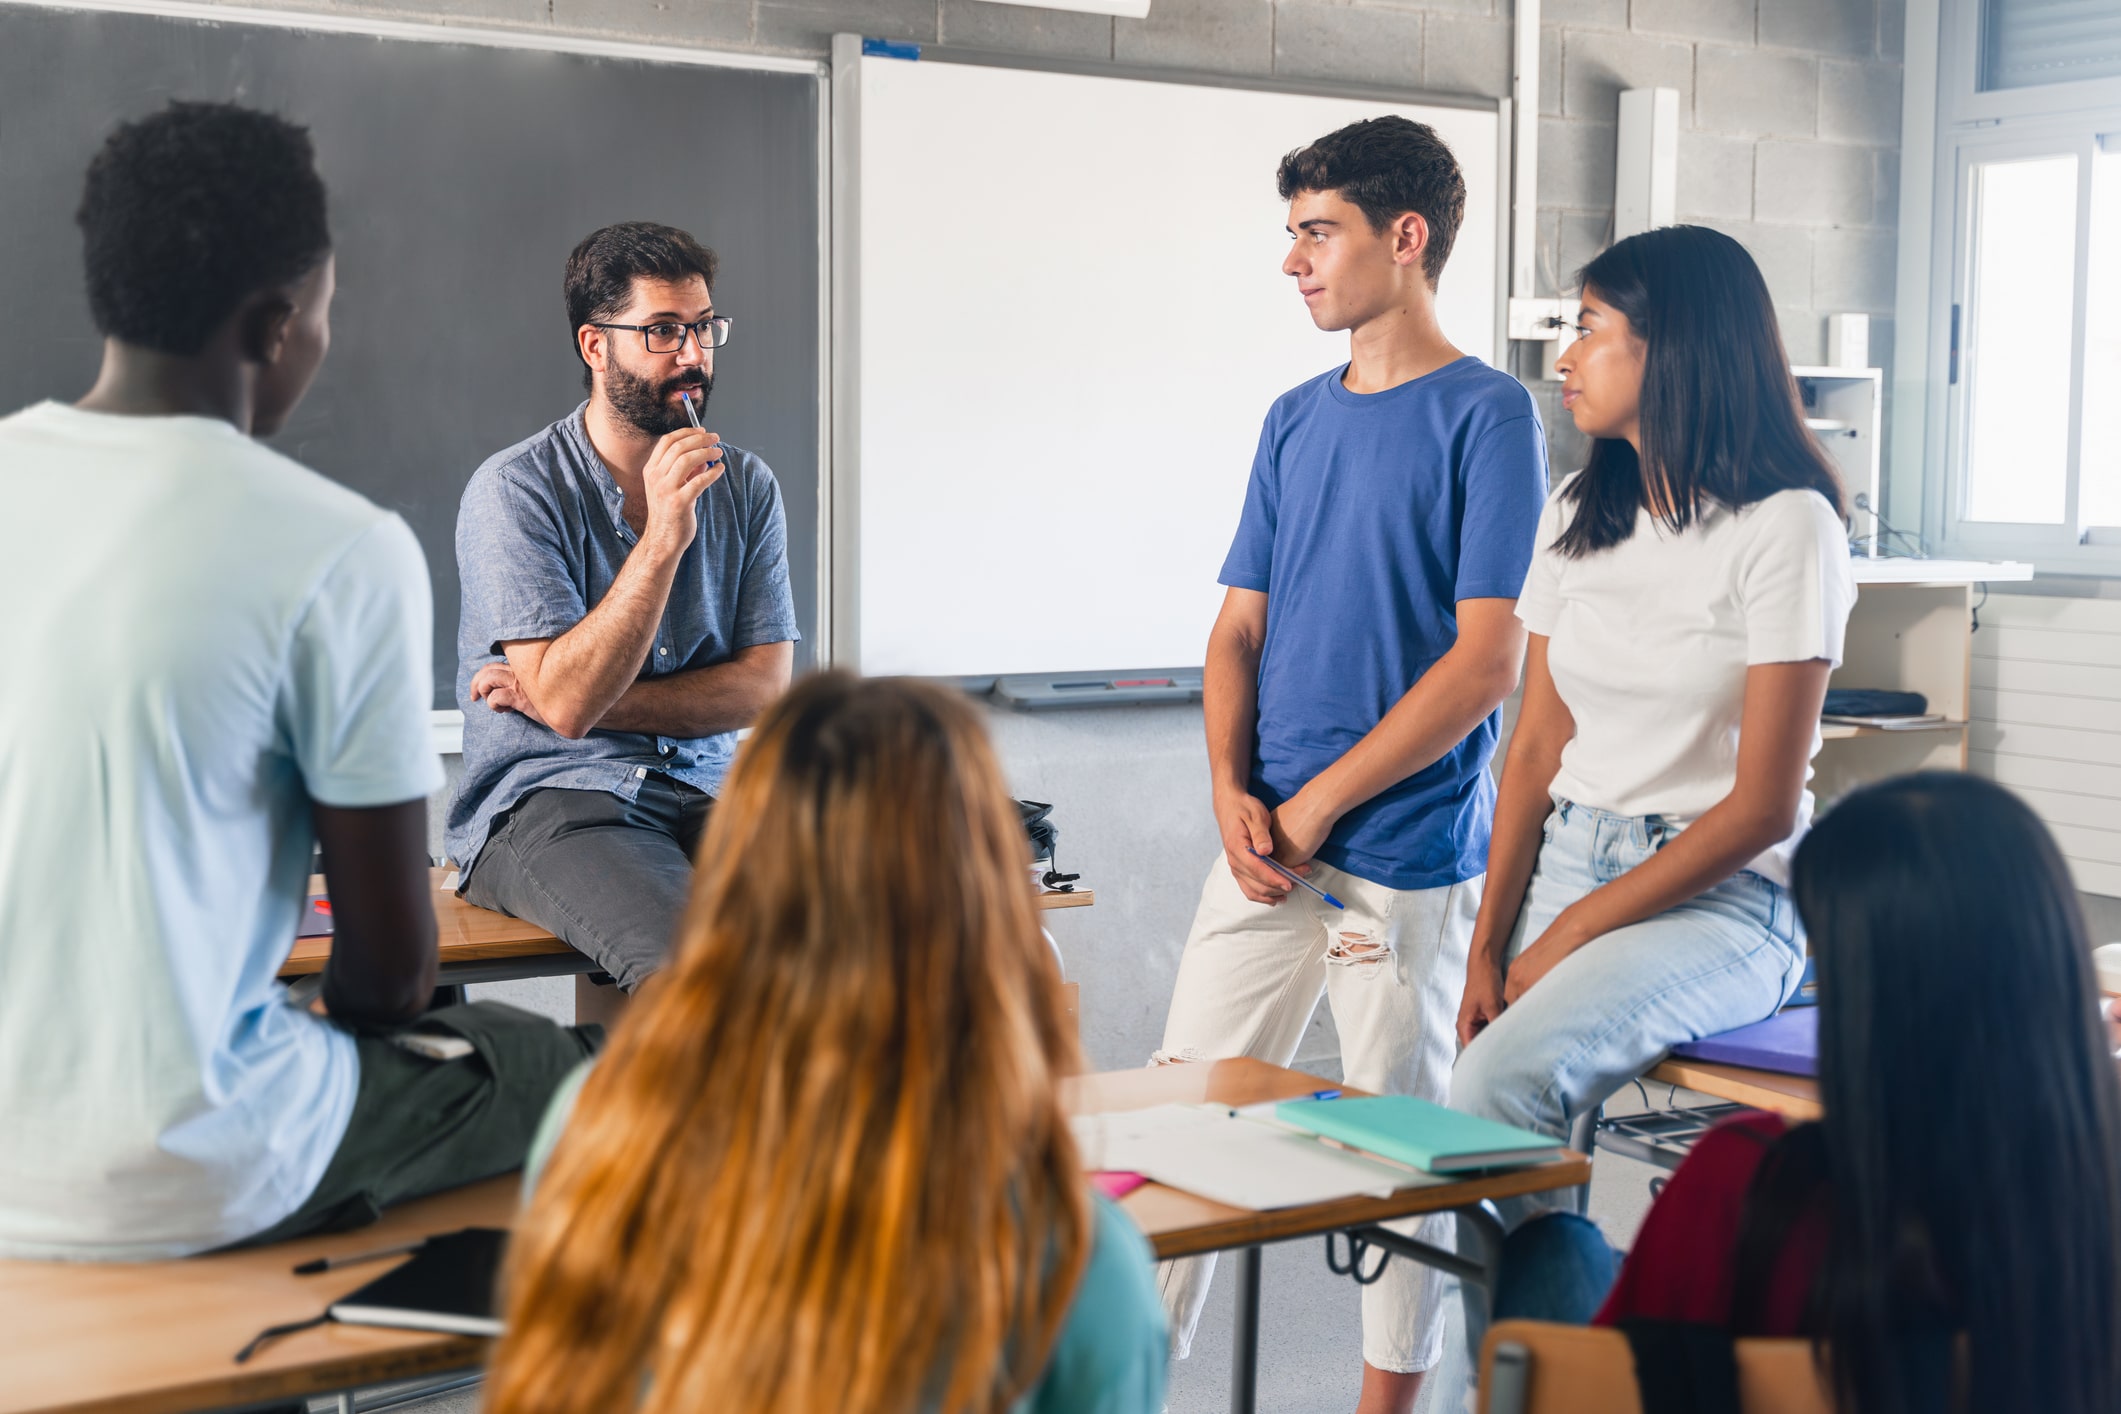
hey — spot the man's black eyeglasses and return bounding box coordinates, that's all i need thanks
[591,316,732,354]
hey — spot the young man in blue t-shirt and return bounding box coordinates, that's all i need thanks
[1153,117,1548,1412]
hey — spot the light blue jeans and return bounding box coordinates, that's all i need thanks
[1451,798,1807,1149]
[1431,799,1806,1391]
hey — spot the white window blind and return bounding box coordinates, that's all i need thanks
[1983,0,2121,92]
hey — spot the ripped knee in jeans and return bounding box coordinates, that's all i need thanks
[1325,931,1392,974]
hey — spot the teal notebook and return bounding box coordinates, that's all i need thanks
[1274,1095,1563,1175]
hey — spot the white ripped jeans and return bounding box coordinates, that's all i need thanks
[1153,854,1481,1375]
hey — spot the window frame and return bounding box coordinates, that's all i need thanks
[1901,0,2121,575]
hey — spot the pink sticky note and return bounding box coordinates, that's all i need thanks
[1092,1171,1147,1200]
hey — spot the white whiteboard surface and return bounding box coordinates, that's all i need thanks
[837,46,1503,678]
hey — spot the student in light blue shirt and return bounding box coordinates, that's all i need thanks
[484,674,1165,1414]
[1153,117,1547,1413]
[0,103,591,1261]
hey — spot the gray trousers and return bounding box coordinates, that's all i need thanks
[460,776,714,992]
[237,1002,599,1248]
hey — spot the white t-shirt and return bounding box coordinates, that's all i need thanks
[1515,483,1856,886]
[0,403,443,1259]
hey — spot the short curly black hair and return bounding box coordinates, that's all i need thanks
[76,101,332,357]
[1276,116,1465,288]
[565,222,719,388]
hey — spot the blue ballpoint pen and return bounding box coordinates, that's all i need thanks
[1248,848,1345,910]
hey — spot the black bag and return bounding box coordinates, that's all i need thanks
[1018,800,1078,891]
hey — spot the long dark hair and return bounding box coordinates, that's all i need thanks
[1736,773,2121,1413]
[1555,225,1845,557]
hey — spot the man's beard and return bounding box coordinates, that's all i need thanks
[606,363,712,437]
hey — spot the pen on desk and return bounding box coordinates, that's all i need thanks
[1248,848,1346,910]
[292,1239,422,1276]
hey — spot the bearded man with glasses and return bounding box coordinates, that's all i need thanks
[446,222,797,1001]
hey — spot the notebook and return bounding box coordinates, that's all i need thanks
[1668,1008,1818,1077]
[328,1228,508,1337]
[1069,1103,1428,1209]
[1273,1096,1564,1175]
[297,895,334,938]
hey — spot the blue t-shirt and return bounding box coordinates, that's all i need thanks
[1220,357,1548,891]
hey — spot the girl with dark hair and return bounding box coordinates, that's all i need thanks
[1572,772,2121,1413]
[1441,225,1855,1348]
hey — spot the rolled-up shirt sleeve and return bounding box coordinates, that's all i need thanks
[456,468,586,658]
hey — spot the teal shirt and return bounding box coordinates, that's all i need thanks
[523,1064,1167,1414]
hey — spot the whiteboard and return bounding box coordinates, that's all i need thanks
[835,45,1505,678]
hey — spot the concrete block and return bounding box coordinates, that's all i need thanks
[1113,0,1274,76]
[1545,0,1626,30]
[1539,116,1616,212]
[1777,303,1825,364]
[1701,217,1813,305]
[1535,207,1563,293]
[1542,21,1562,115]
[1562,27,1691,120]
[1695,45,1817,137]
[1878,0,1905,59]
[1558,208,1609,283]
[1759,0,1875,56]
[1677,129,1754,219]
[551,0,752,46]
[1875,148,1901,225]
[939,0,1113,59]
[756,0,937,55]
[1755,139,1874,226]
[1423,11,1511,97]
[1350,0,1491,12]
[1630,0,1755,44]
[1813,225,1898,312]
[1819,58,1901,143]
[1272,1,1422,89]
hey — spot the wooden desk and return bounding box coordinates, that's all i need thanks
[1068,1059,1591,1414]
[0,1178,513,1414]
[8,1058,1522,1414]
[1644,1058,1821,1121]
[281,867,1094,985]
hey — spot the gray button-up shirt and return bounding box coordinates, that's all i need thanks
[444,404,798,871]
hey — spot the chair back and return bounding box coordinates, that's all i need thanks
[1478,1320,1834,1414]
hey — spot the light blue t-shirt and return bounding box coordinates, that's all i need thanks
[1220,357,1548,890]
[524,1064,1168,1413]
[0,402,444,1259]
[445,405,799,873]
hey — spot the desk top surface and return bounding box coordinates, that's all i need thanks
[2,1060,1582,1414]
[1066,1058,1590,1259]
[280,868,1093,976]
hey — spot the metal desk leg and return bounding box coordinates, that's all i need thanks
[1456,1201,1507,1365]
[1230,1244,1263,1414]
[336,1394,355,1414]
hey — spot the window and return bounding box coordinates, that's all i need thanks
[1918,0,2121,570]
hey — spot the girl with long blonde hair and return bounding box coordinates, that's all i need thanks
[484,672,1166,1414]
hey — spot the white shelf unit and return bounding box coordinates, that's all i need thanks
[1811,558,2034,808]
[1793,366,1883,554]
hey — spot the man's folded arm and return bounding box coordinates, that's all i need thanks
[594,640,794,738]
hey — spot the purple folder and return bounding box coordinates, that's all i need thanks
[1668,1007,1817,1077]
[296,895,335,938]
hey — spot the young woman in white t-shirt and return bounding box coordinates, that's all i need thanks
[1446,225,1855,1305]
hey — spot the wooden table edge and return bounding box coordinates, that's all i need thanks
[1137,1154,1593,1260]
[15,1340,487,1414]
[1644,1059,1822,1121]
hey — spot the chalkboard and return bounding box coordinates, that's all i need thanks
[0,5,822,707]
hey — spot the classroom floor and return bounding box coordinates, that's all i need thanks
[333,1084,1684,1414]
